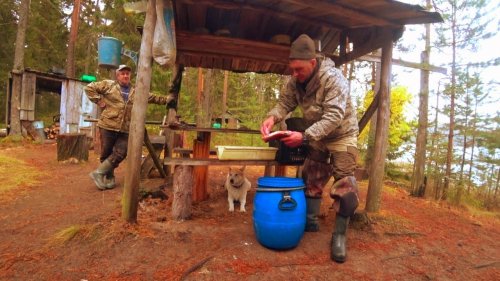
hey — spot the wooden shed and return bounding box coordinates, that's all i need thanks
[6,69,96,139]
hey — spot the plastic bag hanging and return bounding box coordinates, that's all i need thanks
[153,0,176,66]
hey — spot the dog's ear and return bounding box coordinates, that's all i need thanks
[240,165,246,172]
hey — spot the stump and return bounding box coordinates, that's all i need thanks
[172,165,193,220]
[57,133,89,162]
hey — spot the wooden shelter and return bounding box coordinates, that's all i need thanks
[6,69,96,138]
[122,0,443,222]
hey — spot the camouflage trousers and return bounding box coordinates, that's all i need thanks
[302,146,358,199]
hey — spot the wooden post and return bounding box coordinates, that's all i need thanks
[66,0,81,78]
[122,0,156,223]
[164,64,184,176]
[172,165,193,220]
[365,39,393,213]
[192,132,210,202]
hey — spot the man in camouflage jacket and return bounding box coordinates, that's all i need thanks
[261,34,359,263]
[85,64,171,191]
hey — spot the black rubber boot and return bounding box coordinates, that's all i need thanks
[331,215,349,263]
[105,169,116,189]
[305,197,321,232]
[89,159,113,190]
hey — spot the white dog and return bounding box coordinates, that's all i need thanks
[225,166,251,212]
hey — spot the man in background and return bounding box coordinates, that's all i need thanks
[85,64,171,190]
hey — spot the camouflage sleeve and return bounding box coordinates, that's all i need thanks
[305,72,349,141]
[84,80,113,104]
[266,81,298,123]
[147,93,175,105]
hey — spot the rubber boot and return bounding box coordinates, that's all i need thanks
[105,169,116,189]
[331,215,349,263]
[305,197,321,232]
[89,159,113,190]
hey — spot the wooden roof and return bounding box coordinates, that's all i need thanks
[173,0,442,74]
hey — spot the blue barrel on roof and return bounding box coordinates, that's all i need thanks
[253,177,306,250]
[98,37,122,68]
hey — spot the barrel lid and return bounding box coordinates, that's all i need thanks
[257,177,304,188]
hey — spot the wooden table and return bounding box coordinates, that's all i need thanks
[161,124,283,200]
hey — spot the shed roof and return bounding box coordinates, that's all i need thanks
[173,0,442,74]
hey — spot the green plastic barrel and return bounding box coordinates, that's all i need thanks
[98,37,122,68]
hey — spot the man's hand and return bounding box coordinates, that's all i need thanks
[281,131,304,148]
[260,116,275,137]
[97,100,106,109]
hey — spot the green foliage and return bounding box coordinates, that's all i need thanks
[358,86,414,160]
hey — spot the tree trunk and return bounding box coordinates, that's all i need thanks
[365,39,392,213]
[10,0,31,136]
[66,0,81,78]
[172,165,193,220]
[443,3,457,200]
[122,0,156,223]
[57,133,88,162]
[411,4,431,197]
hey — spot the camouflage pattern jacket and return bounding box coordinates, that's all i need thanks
[84,80,170,133]
[267,57,358,149]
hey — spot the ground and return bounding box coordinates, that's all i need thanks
[0,142,499,281]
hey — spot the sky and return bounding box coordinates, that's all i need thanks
[350,0,500,122]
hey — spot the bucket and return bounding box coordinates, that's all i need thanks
[253,177,306,250]
[98,37,122,68]
[32,121,45,140]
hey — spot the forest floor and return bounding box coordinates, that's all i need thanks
[0,141,499,281]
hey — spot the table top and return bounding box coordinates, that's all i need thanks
[161,123,261,134]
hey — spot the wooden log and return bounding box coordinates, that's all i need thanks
[192,132,210,202]
[57,133,88,162]
[122,0,156,223]
[172,165,193,220]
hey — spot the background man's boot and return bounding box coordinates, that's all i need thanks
[89,159,113,190]
[105,169,116,189]
[331,214,349,263]
[305,197,321,232]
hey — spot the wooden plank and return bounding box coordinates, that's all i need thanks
[284,0,397,27]
[178,0,346,30]
[176,31,290,64]
[358,54,447,74]
[19,72,36,121]
[164,157,278,166]
[192,132,210,202]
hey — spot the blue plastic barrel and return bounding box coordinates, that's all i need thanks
[98,37,122,68]
[253,177,306,250]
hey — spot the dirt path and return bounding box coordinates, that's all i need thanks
[0,143,499,281]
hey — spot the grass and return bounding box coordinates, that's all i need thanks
[0,154,45,193]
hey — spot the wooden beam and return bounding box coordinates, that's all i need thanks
[164,158,278,166]
[358,94,380,133]
[359,54,447,74]
[284,0,399,27]
[176,31,289,64]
